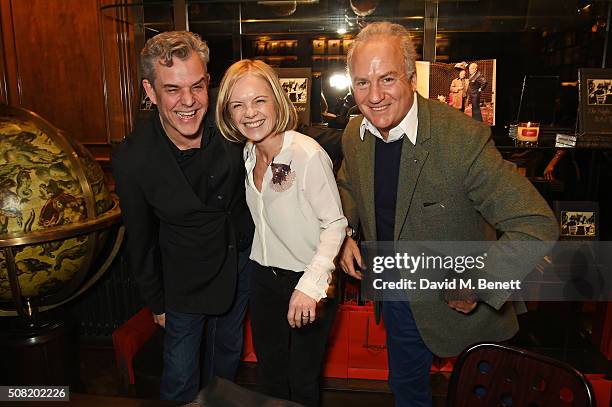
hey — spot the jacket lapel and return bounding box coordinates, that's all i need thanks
[357,128,377,240]
[394,94,431,239]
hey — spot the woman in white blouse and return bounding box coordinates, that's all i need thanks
[216,59,347,407]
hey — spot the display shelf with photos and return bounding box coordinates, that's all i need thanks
[251,39,300,66]
[311,38,353,56]
[253,39,298,57]
[254,55,299,66]
[310,36,351,74]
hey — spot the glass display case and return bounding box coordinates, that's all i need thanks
[97,0,611,207]
[101,0,611,134]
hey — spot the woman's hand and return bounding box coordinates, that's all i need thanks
[287,290,317,328]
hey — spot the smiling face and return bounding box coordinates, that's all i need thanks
[142,53,209,146]
[228,73,279,144]
[350,36,416,139]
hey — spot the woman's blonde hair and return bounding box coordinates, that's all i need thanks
[216,59,298,143]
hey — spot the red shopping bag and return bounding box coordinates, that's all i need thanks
[346,304,389,380]
[322,305,350,378]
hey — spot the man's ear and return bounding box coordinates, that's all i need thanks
[410,74,417,90]
[142,79,158,105]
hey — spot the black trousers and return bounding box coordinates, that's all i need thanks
[249,261,338,407]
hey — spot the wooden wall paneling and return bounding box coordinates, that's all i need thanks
[0,0,20,106]
[100,0,141,145]
[9,0,108,148]
[0,3,8,105]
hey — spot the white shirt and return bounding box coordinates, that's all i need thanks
[244,130,347,301]
[359,91,419,144]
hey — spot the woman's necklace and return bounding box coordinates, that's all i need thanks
[257,134,284,167]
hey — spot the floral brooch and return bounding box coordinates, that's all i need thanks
[270,160,295,192]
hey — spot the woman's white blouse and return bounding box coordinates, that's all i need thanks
[244,130,347,301]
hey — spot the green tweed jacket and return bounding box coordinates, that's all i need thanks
[337,94,559,357]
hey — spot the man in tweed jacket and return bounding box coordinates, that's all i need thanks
[337,22,558,407]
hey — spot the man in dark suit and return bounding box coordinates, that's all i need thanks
[112,31,253,403]
[467,62,487,122]
[337,22,558,407]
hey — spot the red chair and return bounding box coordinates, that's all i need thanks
[447,343,596,407]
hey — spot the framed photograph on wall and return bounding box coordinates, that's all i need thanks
[416,59,497,126]
[578,68,612,135]
[554,201,599,241]
[276,67,312,125]
[551,201,601,286]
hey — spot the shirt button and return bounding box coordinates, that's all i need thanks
[209,174,215,179]
[228,244,235,250]
[217,194,223,200]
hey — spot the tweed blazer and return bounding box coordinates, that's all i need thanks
[337,94,558,356]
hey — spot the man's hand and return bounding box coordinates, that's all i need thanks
[287,290,317,328]
[445,288,478,314]
[153,312,166,328]
[543,163,556,181]
[339,237,363,280]
[447,300,478,314]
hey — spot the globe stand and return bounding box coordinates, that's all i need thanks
[0,225,124,387]
[0,308,79,387]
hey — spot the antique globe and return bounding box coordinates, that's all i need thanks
[0,104,122,323]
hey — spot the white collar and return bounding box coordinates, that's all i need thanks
[359,92,418,144]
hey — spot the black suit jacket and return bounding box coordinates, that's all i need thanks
[468,71,487,98]
[112,112,252,315]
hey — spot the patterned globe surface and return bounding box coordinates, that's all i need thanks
[0,105,120,314]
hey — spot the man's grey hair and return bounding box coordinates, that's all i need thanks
[347,21,417,80]
[141,31,209,84]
